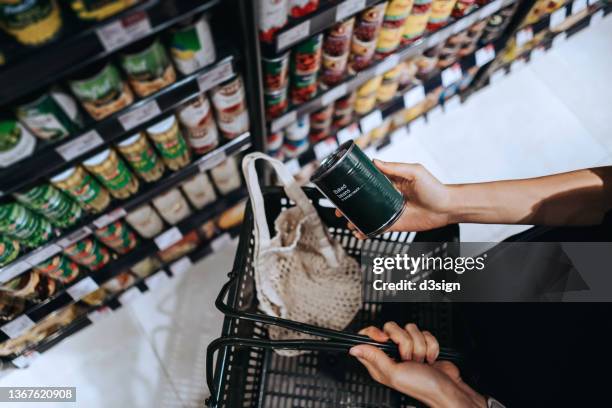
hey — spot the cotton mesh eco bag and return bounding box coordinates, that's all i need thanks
[242,153,362,355]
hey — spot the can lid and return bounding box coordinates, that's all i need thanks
[310,140,354,183]
[50,166,77,182]
[83,149,111,166]
[118,133,142,146]
[147,115,176,134]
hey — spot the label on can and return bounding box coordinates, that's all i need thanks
[16,91,82,141]
[291,34,322,75]
[70,63,123,105]
[258,0,289,32]
[170,16,216,75]
[122,40,170,81]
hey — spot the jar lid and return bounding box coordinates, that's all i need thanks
[118,133,142,146]
[50,166,77,182]
[83,149,111,166]
[147,115,176,134]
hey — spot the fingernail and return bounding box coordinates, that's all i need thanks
[349,347,363,358]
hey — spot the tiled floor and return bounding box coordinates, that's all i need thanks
[1,17,610,408]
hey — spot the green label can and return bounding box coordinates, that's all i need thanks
[0,235,20,267]
[34,254,81,283]
[14,183,83,228]
[0,118,36,168]
[146,115,191,171]
[83,148,139,200]
[169,14,216,75]
[120,37,176,97]
[0,203,54,247]
[310,140,405,237]
[50,165,111,213]
[94,220,138,254]
[262,52,289,92]
[63,237,110,270]
[117,132,165,182]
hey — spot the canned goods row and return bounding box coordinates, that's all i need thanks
[257,0,321,42]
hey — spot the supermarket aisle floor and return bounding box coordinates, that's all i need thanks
[1,16,611,408]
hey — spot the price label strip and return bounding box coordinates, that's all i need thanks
[359,109,383,134]
[145,270,170,290]
[336,0,366,21]
[375,54,400,76]
[96,11,152,53]
[277,21,310,51]
[119,100,161,131]
[475,44,496,67]
[337,123,361,144]
[197,60,234,92]
[0,261,31,284]
[478,0,503,19]
[515,27,534,48]
[321,83,348,106]
[314,138,339,161]
[24,244,62,267]
[403,85,425,109]
[57,227,92,249]
[271,111,297,133]
[198,149,226,172]
[56,130,104,162]
[12,351,40,368]
[93,208,127,229]
[154,227,183,250]
[572,0,587,14]
[67,277,99,301]
[441,63,463,87]
[170,257,192,276]
[1,315,36,339]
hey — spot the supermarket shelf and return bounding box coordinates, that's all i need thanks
[0,0,221,105]
[0,188,247,346]
[269,0,516,133]
[0,54,237,196]
[0,132,251,286]
[526,0,606,37]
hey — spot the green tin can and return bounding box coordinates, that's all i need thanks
[291,34,323,76]
[262,52,289,92]
[120,37,176,97]
[0,116,36,168]
[0,203,54,247]
[83,148,139,200]
[50,165,111,213]
[310,140,405,237]
[14,183,82,228]
[34,254,81,283]
[117,132,165,182]
[63,237,110,270]
[0,235,20,267]
[94,220,138,254]
[169,14,216,75]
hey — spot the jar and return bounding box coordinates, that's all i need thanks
[94,220,139,255]
[83,148,139,200]
[120,37,176,97]
[152,188,192,225]
[146,115,191,171]
[34,255,81,284]
[181,173,217,209]
[427,0,458,31]
[0,0,62,45]
[0,203,54,248]
[50,166,111,213]
[125,204,164,239]
[402,0,432,44]
[210,157,242,195]
[0,235,20,268]
[14,183,82,228]
[0,117,36,168]
[63,237,111,270]
[2,271,56,303]
[117,132,166,183]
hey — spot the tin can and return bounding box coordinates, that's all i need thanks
[452,0,476,18]
[210,157,242,195]
[377,64,402,102]
[177,95,219,155]
[0,203,54,247]
[146,115,191,171]
[34,255,81,283]
[258,0,288,42]
[321,51,349,87]
[323,18,354,56]
[64,237,110,270]
[349,36,377,73]
[181,173,217,209]
[291,34,323,76]
[285,115,309,141]
[152,188,191,225]
[264,86,288,119]
[14,183,82,228]
[125,204,164,239]
[0,235,20,267]
[291,72,318,104]
[427,0,458,31]
[266,131,284,158]
[384,0,414,26]
[120,37,176,98]
[69,0,136,21]
[0,117,36,168]
[402,0,432,43]
[333,91,356,127]
[2,271,56,302]
[117,132,165,183]
[262,53,289,92]
[283,138,309,158]
[69,62,134,121]
[50,165,111,213]
[310,140,404,237]
[309,105,333,142]
[353,3,386,41]
[83,148,139,200]
[15,89,82,141]
[169,14,216,75]
[289,0,318,18]
[376,24,404,55]
[94,220,139,255]
[211,76,250,139]
[0,0,62,45]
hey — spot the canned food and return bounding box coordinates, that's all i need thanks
[291,34,323,76]
[266,131,284,158]
[15,89,82,141]
[427,0,458,31]
[383,0,414,26]
[290,72,318,104]
[14,183,83,228]
[125,204,164,239]
[64,237,110,270]
[146,115,191,171]
[415,48,439,79]
[353,3,386,41]
[0,235,20,267]
[402,0,432,43]
[0,203,54,247]
[120,37,176,98]
[152,188,192,225]
[2,271,56,302]
[377,65,402,102]
[130,257,160,279]
[0,0,62,45]
[309,105,333,142]
[289,0,319,18]
[177,95,219,155]
[262,53,289,92]
[354,93,377,115]
[264,86,289,119]
[348,36,377,72]
[0,117,36,168]
[50,166,111,213]
[321,52,349,87]
[310,140,404,237]
[83,148,139,200]
[283,138,309,158]
[211,76,249,139]
[117,132,165,182]
[323,18,354,56]
[210,157,242,195]
[80,288,107,305]
[285,115,309,141]
[181,173,217,209]
[94,220,139,254]
[69,62,134,121]
[169,14,216,75]
[68,0,136,21]
[376,24,404,55]
[452,0,476,18]
[357,75,383,96]
[34,255,81,283]
[0,291,25,322]
[258,0,288,42]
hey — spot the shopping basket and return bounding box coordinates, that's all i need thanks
[207,186,464,408]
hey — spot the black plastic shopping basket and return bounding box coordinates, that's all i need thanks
[206,187,464,408]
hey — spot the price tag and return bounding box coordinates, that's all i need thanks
[0,261,31,284]
[87,306,113,323]
[24,244,62,266]
[359,110,383,134]
[93,208,127,229]
[336,0,366,21]
[145,270,170,290]
[57,227,92,249]
[277,21,310,51]
[119,287,142,305]
[337,124,361,144]
[314,138,339,161]
[198,149,226,172]
[475,44,496,67]
[96,11,152,52]
[441,63,463,87]
[552,32,567,48]
[572,0,587,14]
[197,60,234,92]
[170,257,192,276]
[403,85,426,108]
[409,116,426,134]
[549,7,567,28]
[154,227,183,250]
[375,54,400,76]
[12,351,40,368]
[285,159,301,176]
[427,105,443,122]
[390,126,409,143]
[444,96,461,113]
[590,8,604,25]
[478,0,503,19]
[1,315,36,339]
[321,83,348,106]
[67,277,99,301]
[489,69,506,84]
[515,27,534,48]
[119,100,161,131]
[56,130,104,162]
[271,111,297,133]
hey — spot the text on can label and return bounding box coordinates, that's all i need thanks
[56,130,104,162]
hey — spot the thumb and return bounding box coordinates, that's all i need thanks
[350,345,395,373]
[373,160,421,180]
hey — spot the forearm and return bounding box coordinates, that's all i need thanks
[446,167,612,226]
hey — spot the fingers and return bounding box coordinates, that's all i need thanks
[373,160,423,180]
[370,322,439,364]
[404,323,427,364]
[422,330,440,364]
[359,326,390,343]
[334,209,342,218]
[383,322,414,361]
[349,345,396,386]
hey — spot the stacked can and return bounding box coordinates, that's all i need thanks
[354,75,383,115]
[452,0,477,18]
[267,131,285,160]
[181,173,217,209]
[480,8,513,44]
[377,65,403,102]
[258,0,288,42]
[94,220,139,255]
[34,255,81,284]
[321,18,354,87]
[2,272,57,303]
[402,0,432,43]
[377,0,414,56]
[146,115,191,171]
[117,132,165,183]
[437,34,462,69]
[283,116,310,158]
[309,105,333,143]
[290,34,322,104]
[458,20,486,57]
[0,116,36,168]
[0,0,62,46]
[0,203,54,247]
[50,166,111,213]
[263,53,289,119]
[289,0,319,18]
[68,0,136,21]
[427,0,458,31]
[211,76,250,139]
[177,94,219,154]
[414,47,440,79]
[332,91,356,128]
[0,235,20,267]
[83,149,139,200]
[120,37,176,98]
[349,3,386,73]
[397,60,419,91]
[64,237,111,270]
[169,14,216,76]
[14,183,83,228]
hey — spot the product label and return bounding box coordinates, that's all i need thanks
[403,85,426,108]
[277,21,310,51]
[67,277,99,301]
[258,0,289,32]
[1,315,36,339]
[549,7,567,28]
[70,64,123,103]
[93,208,127,229]
[154,227,183,250]
[122,41,169,79]
[441,63,462,87]
[96,11,152,52]
[56,130,104,161]
[197,60,234,92]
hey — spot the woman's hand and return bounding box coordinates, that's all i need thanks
[350,322,487,408]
